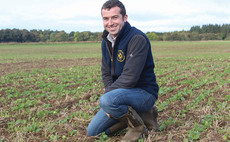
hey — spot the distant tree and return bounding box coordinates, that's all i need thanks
[21,29,30,42]
[69,31,75,41]
[55,31,69,42]
[200,33,221,40]
[79,31,91,41]
[146,32,159,41]
[190,25,201,33]
[171,32,186,41]
[29,30,41,42]
[1,29,12,42]
[74,32,80,41]
[74,31,91,41]
[49,33,56,42]
[95,32,103,41]
[0,30,2,42]
[40,30,52,42]
[188,32,201,41]
[224,35,230,40]
[221,24,230,40]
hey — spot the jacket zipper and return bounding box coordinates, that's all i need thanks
[105,42,115,77]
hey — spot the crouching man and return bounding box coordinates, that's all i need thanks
[87,0,159,141]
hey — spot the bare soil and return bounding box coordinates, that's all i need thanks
[0,58,101,76]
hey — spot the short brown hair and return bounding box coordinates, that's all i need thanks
[101,0,126,18]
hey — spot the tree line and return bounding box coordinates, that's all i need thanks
[147,24,230,41]
[0,29,102,42]
[0,24,230,43]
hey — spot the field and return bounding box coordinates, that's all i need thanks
[0,41,229,142]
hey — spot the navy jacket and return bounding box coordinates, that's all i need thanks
[101,22,159,99]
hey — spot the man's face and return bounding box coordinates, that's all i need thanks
[102,6,127,38]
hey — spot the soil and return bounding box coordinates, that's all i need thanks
[0,58,101,76]
[0,58,228,142]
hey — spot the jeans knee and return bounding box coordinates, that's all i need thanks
[99,94,110,109]
[87,125,97,136]
[87,125,109,136]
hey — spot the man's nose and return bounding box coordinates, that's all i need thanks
[108,19,113,25]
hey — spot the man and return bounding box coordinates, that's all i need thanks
[87,0,159,141]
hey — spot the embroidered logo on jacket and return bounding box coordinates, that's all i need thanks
[117,50,125,62]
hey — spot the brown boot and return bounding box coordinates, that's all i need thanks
[108,120,127,135]
[119,107,147,142]
[138,106,159,131]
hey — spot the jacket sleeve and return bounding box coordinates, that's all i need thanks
[101,55,113,91]
[104,34,149,93]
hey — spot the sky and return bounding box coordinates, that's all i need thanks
[0,0,230,33]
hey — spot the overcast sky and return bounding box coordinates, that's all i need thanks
[0,0,230,33]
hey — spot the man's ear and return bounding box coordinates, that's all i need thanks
[124,14,128,22]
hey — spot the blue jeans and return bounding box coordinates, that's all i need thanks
[87,88,156,136]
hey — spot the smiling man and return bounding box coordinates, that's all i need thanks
[87,0,159,141]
